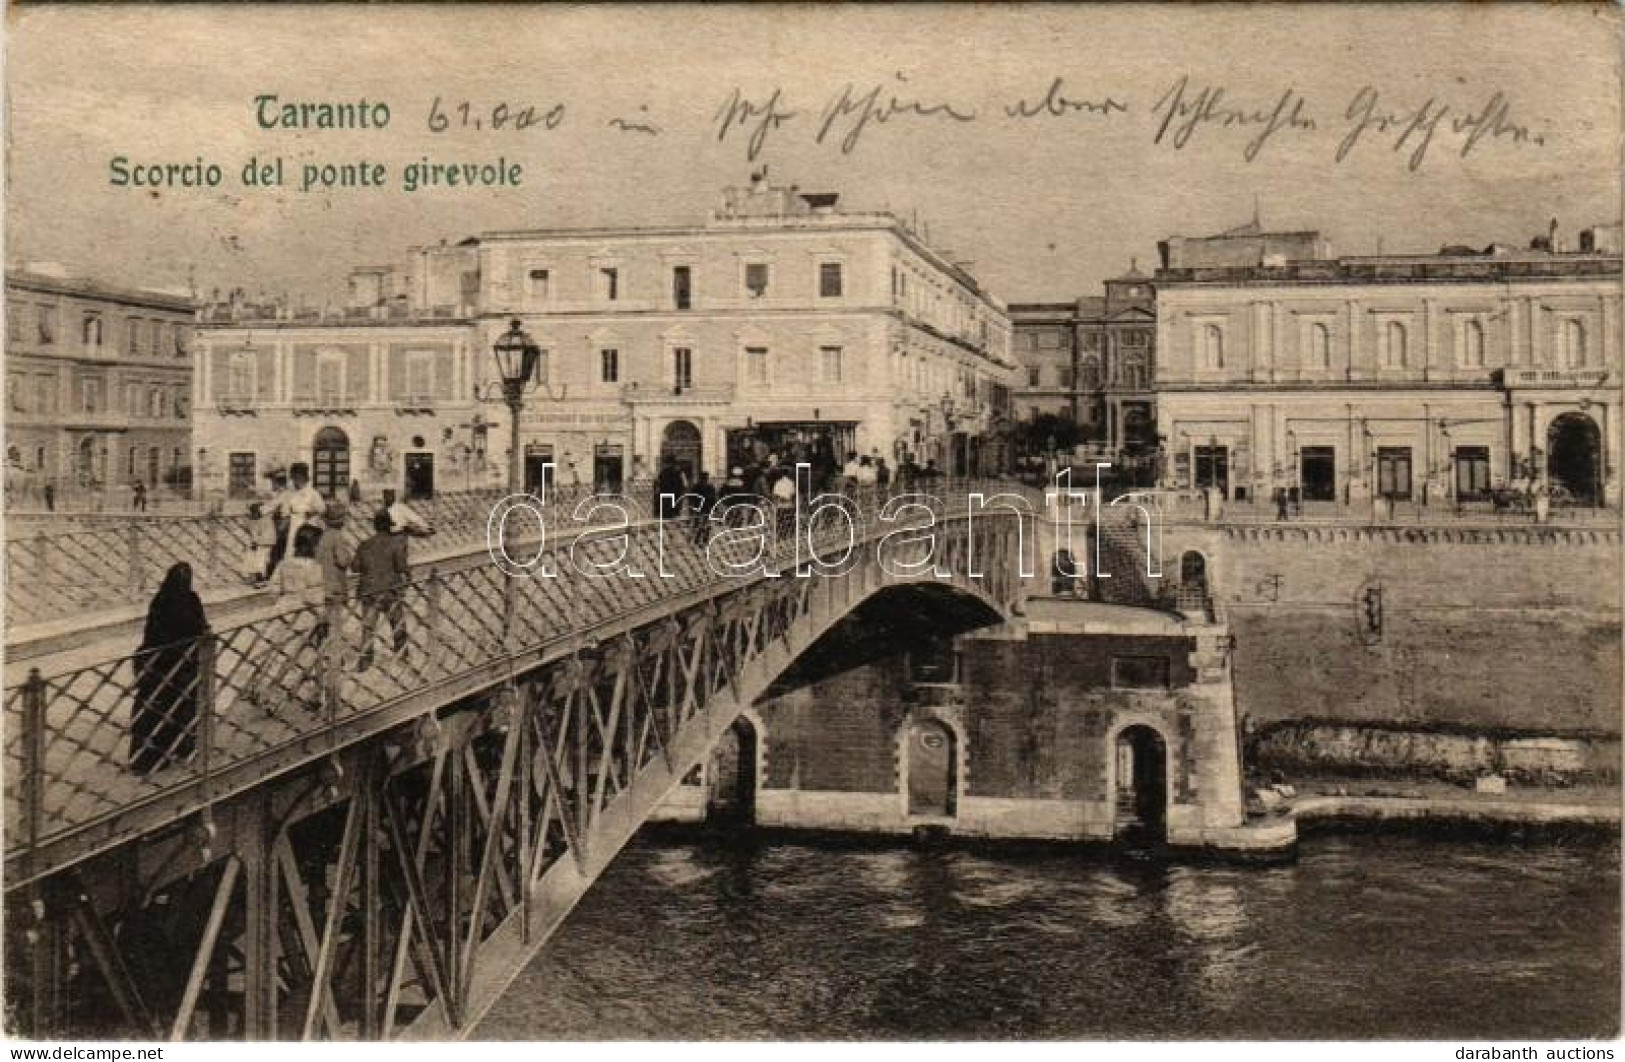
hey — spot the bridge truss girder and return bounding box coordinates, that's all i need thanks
[7,517,1019,1041]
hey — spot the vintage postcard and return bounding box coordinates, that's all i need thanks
[1,1,1620,1050]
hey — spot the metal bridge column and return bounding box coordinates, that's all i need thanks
[238,796,280,1039]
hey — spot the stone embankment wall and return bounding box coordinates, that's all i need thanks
[1187,522,1622,774]
[1250,721,1621,784]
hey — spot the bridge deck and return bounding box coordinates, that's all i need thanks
[4,481,1029,886]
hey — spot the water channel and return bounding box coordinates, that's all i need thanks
[478,829,1619,1039]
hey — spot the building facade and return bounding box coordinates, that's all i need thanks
[5,265,195,499]
[473,176,1014,488]
[1009,267,1157,464]
[192,256,484,501]
[191,177,1015,501]
[1153,224,1623,507]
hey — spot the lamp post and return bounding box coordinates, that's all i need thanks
[491,318,542,496]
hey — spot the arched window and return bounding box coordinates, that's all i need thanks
[1562,320,1586,368]
[1309,323,1331,369]
[1385,322,1408,368]
[1463,319,1485,368]
[1201,324,1224,369]
[1080,356,1101,390]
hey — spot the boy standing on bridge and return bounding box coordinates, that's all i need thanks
[352,509,410,672]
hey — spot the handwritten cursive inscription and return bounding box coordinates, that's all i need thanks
[1004,77,1128,120]
[815,73,976,155]
[714,87,796,161]
[1337,85,1546,172]
[1152,76,1315,162]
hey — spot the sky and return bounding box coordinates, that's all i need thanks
[5,3,1621,306]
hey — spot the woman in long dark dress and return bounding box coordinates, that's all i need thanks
[130,562,211,774]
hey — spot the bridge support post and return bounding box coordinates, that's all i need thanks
[26,881,67,1038]
[238,796,279,1039]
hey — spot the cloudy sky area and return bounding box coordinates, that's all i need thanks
[6,3,1621,304]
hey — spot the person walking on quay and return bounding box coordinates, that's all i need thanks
[876,457,893,494]
[42,480,55,512]
[348,478,362,505]
[1274,487,1290,522]
[690,470,717,545]
[130,562,210,775]
[353,510,410,672]
[655,454,687,524]
[131,480,147,512]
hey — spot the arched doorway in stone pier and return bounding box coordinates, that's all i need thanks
[1113,724,1169,843]
[1547,412,1603,506]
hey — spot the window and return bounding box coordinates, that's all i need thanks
[127,319,142,355]
[6,308,21,344]
[1454,446,1491,499]
[820,345,843,383]
[34,446,46,471]
[526,268,551,300]
[8,375,25,413]
[1027,366,1041,387]
[1080,357,1101,390]
[1082,331,1100,351]
[36,306,54,345]
[1122,330,1149,347]
[228,453,257,499]
[127,447,137,477]
[36,376,55,413]
[1561,320,1586,368]
[229,351,257,398]
[149,387,164,418]
[819,262,843,298]
[600,348,620,384]
[1201,324,1225,369]
[744,262,770,298]
[1038,329,1061,350]
[1461,319,1485,368]
[82,314,102,349]
[174,388,188,419]
[405,352,434,400]
[672,266,691,310]
[1384,321,1408,368]
[173,328,188,358]
[82,378,99,413]
[1058,366,1075,389]
[1112,656,1171,689]
[1308,322,1331,368]
[316,353,344,402]
[598,267,619,301]
[673,347,693,390]
[745,346,768,385]
[1377,447,1413,499]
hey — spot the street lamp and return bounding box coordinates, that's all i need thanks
[492,319,542,494]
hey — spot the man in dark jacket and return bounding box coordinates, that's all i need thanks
[655,454,687,523]
[351,510,410,671]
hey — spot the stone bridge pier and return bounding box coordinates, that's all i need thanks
[662,496,1287,858]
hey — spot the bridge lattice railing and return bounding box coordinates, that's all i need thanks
[4,480,1013,879]
[2,484,661,629]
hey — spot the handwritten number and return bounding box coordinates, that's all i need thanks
[427,95,448,133]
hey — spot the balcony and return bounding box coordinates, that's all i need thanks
[394,392,437,414]
[620,382,736,406]
[291,390,357,415]
[216,393,258,416]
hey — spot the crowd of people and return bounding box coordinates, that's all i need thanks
[129,462,436,773]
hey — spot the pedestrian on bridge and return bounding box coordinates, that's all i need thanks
[353,509,410,672]
[131,562,210,775]
[248,525,327,715]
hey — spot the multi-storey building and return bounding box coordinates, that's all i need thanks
[473,175,1014,488]
[1152,222,1622,507]
[193,255,483,500]
[192,176,1016,501]
[5,265,195,499]
[1009,266,1157,464]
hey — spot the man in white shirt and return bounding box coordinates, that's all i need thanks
[381,488,434,538]
[279,463,326,530]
